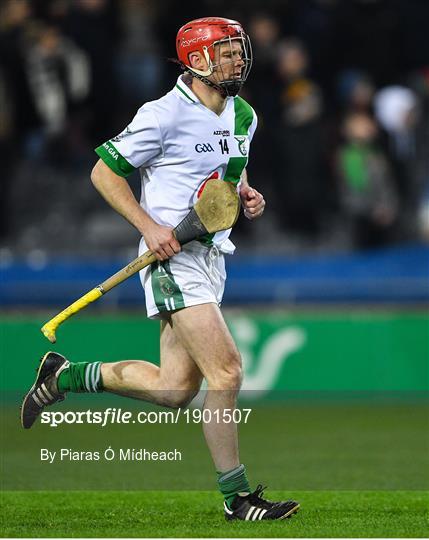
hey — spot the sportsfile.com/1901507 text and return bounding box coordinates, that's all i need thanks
[40,408,252,427]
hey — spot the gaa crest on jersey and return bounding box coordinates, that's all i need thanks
[159,276,175,297]
[195,143,214,153]
[234,136,248,156]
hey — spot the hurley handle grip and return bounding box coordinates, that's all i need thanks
[41,287,104,343]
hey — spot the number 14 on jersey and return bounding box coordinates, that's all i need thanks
[219,139,229,154]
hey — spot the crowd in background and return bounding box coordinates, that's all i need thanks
[1,0,429,258]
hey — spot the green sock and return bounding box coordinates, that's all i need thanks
[57,362,103,393]
[217,464,251,509]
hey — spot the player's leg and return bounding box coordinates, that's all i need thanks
[169,303,248,509]
[100,318,203,407]
[169,303,242,472]
[169,302,300,521]
[21,319,203,428]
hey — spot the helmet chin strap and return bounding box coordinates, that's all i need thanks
[187,70,243,97]
[186,69,228,97]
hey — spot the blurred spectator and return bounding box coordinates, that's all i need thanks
[288,0,339,93]
[0,0,39,239]
[374,85,421,237]
[62,0,121,143]
[247,14,281,121]
[336,69,375,114]
[418,184,429,244]
[374,86,417,146]
[273,38,328,237]
[240,13,282,229]
[2,0,428,255]
[0,66,14,240]
[336,112,398,249]
[116,0,164,110]
[25,21,90,139]
[408,68,429,243]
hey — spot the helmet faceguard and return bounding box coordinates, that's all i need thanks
[176,17,253,97]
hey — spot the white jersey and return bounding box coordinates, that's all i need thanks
[95,75,257,252]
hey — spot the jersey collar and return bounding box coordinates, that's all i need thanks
[174,75,199,104]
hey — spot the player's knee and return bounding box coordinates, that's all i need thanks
[163,387,200,408]
[218,367,243,390]
[208,351,242,390]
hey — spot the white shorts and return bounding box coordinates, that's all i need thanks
[139,240,226,319]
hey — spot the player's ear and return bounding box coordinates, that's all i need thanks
[189,51,207,71]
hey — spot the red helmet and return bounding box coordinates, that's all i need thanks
[176,17,252,97]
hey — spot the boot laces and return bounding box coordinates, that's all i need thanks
[248,484,273,509]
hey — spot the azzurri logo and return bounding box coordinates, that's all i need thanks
[195,143,214,153]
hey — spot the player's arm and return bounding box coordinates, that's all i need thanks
[90,159,180,260]
[238,168,265,220]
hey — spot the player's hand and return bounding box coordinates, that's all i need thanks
[143,221,181,261]
[239,185,265,220]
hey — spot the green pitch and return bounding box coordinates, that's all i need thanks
[1,490,428,537]
[2,400,428,537]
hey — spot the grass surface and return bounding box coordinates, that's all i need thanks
[1,490,428,537]
[3,400,428,536]
[3,402,428,491]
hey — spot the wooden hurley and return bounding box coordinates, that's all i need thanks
[41,179,240,343]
